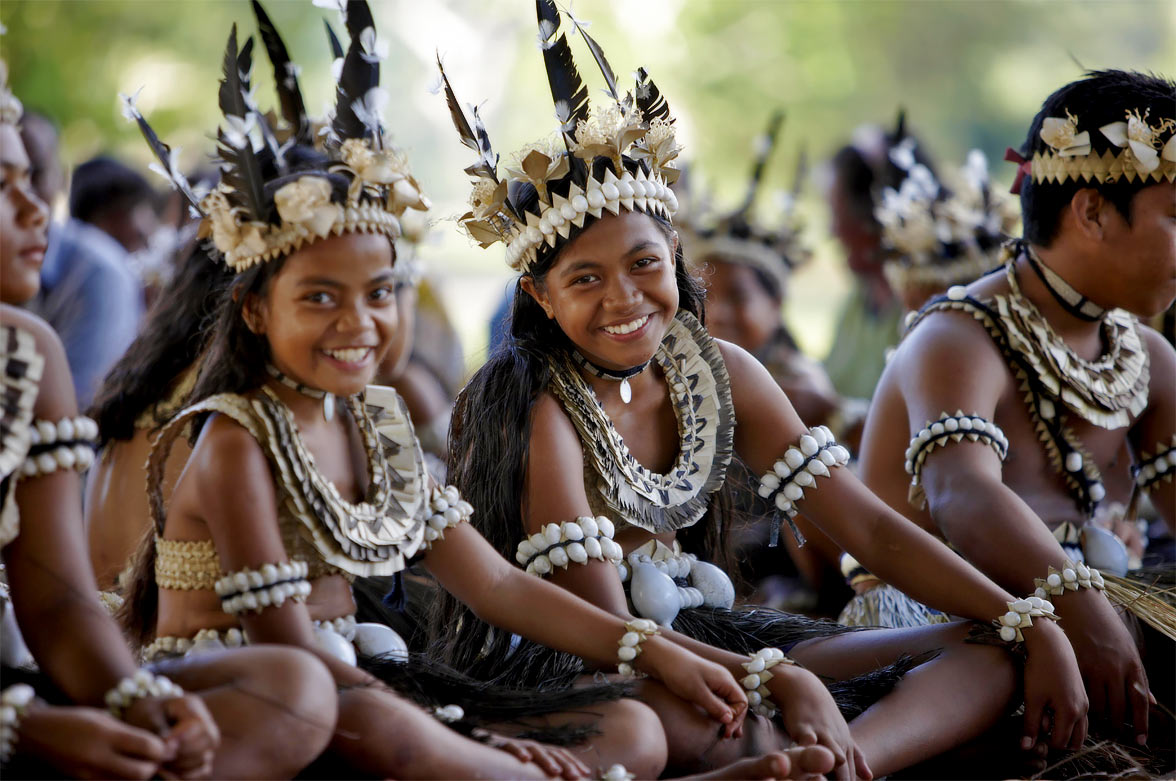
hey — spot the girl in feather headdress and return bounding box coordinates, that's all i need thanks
[115,3,831,778]
[0,57,337,780]
[435,2,1093,777]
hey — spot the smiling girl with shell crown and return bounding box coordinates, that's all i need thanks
[0,58,337,779]
[112,3,842,778]
[436,2,1095,777]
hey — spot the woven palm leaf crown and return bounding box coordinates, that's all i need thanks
[122,0,428,274]
[1011,71,1176,191]
[678,111,812,297]
[441,0,683,274]
[876,143,1019,291]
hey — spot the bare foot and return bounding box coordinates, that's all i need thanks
[682,746,836,780]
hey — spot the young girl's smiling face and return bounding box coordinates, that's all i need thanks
[246,231,399,397]
[522,210,679,370]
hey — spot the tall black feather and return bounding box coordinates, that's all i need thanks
[791,143,808,198]
[343,0,374,40]
[331,0,381,147]
[567,14,618,100]
[252,0,310,144]
[634,67,671,124]
[536,0,588,145]
[324,19,345,60]
[737,110,784,216]
[216,25,271,223]
[126,106,202,214]
[437,56,476,153]
[893,108,907,141]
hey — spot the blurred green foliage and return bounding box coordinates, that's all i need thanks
[2,0,1173,360]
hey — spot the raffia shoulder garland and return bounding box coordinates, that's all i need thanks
[906,257,1150,517]
[547,310,735,534]
[997,263,1148,429]
[1,325,45,549]
[148,385,428,578]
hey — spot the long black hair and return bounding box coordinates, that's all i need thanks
[90,240,232,446]
[432,162,739,675]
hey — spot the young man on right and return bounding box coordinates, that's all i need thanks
[856,69,1175,750]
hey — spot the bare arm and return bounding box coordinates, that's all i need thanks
[1128,328,1175,528]
[2,308,140,705]
[187,415,371,688]
[721,336,1024,622]
[872,315,1141,741]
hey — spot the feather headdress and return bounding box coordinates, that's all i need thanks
[441,0,681,273]
[876,148,1019,292]
[678,112,811,296]
[121,0,427,273]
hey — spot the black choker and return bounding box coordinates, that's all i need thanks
[1024,246,1105,322]
[266,365,337,421]
[571,351,650,404]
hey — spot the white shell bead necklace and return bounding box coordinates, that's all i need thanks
[266,364,337,421]
[571,350,651,405]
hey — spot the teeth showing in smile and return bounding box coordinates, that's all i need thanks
[603,315,650,335]
[324,347,373,363]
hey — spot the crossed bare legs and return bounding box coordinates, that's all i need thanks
[639,622,1015,778]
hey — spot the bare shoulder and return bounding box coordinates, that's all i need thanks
[1,304,76,418]
[187,412,276,507]
[894,307,1006,381]
[528,390,584,465]
[715,337,777,397]
[1140,324,1175,384]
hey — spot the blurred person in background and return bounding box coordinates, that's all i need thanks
[874,149,1019,315]
[21,136,146,407]
[823,114,935,400]
[86,241,232,591]
[70,156,158,255]
[679,114,861,614]
[374,218,464,475]
[837,148,1019,628]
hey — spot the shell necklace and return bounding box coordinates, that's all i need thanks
[266,364,337,421]
[570,351,651,404]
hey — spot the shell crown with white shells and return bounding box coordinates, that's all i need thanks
[121,0,428,274]
[439,0,683,274]
[876,149,1019,286]
[1015,72,1176,187]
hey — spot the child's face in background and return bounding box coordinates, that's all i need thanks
[249,231,399,397]
[701,258,782,354]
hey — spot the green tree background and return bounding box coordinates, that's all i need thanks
[3,0,1173,364]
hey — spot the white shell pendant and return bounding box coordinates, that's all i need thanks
[619,378,633,404]
[323,394,336,422]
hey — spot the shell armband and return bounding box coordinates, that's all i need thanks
[993,597,1058,644]
[741,648,797,718]
[19,416,98,477]
[105,670,184,718]
[214,560,312,615]
[516,515,624,576]
[1033,559,1105,598]
[906,412,1008,508]
[1132,435,1175,493]
[755,426,851,546]
[422,484,474,547]
[617,618,659,677]
[0,683,35,762]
